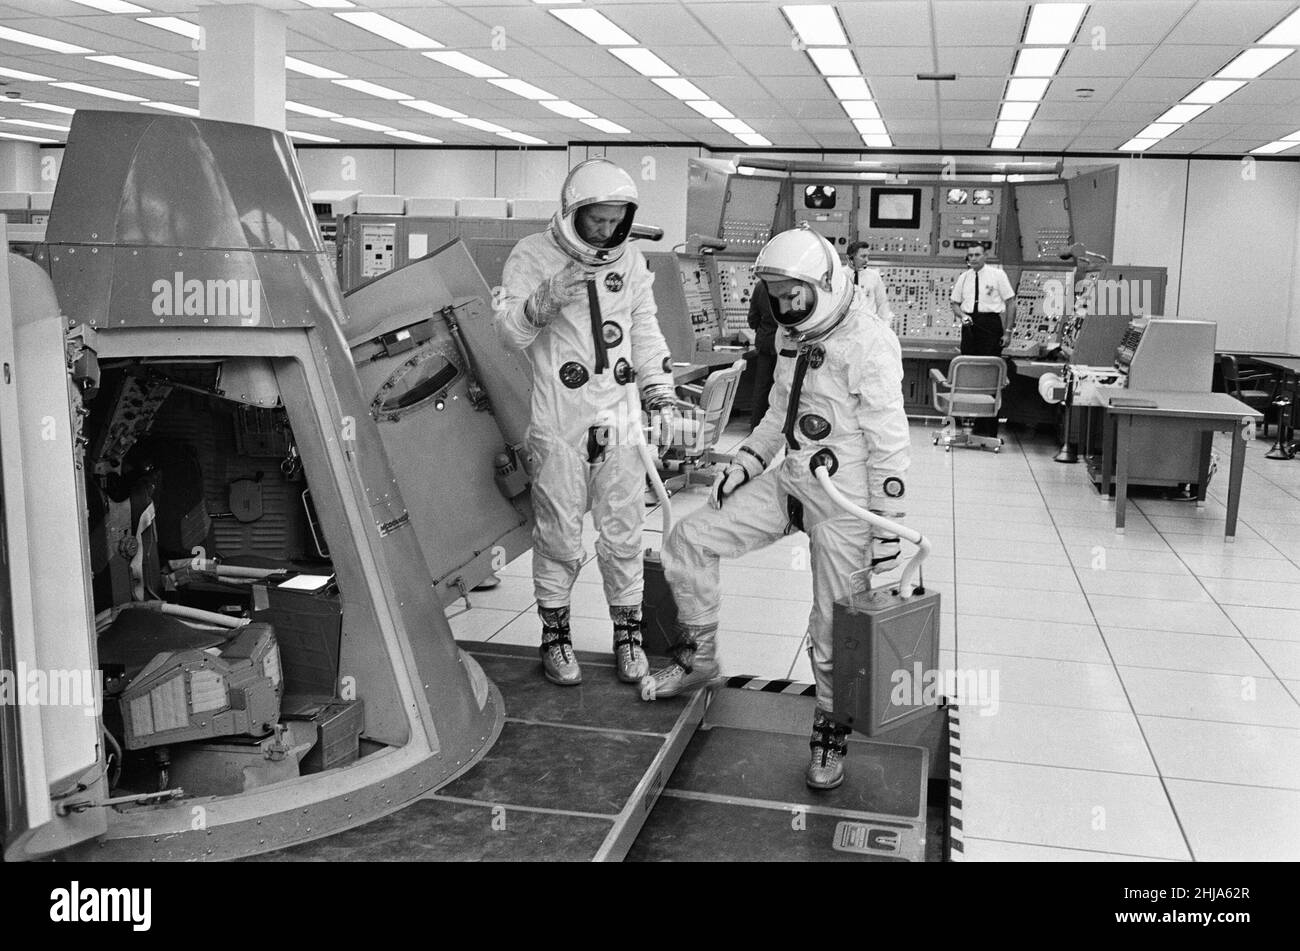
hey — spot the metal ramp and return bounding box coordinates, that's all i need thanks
[249,642,705,862]
[248,650,952,863]
[628,684,947,862]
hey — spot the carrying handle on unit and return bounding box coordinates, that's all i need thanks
[812,464,930,600]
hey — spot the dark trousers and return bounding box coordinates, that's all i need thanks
[749,350,778,430]
[960,311,1004,437]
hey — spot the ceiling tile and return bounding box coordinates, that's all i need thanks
[1134,44,1241,78]
[686,1,796,45]
[1077,0,1195,46]
[1162,0,1297,45]
[938,46,1015,77]
[932,1,1030,46]
[839,1,933,47]
[1058,44,1156,78]
[859,47,936,76]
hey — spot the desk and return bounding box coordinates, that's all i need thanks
[672,363,712,386]
[1099,390,1263,539]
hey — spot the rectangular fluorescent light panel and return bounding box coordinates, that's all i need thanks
[0,66,55,81]
[1023,2,1088,44]
[853,118,888,135]
[738,133,772,147]
[1005,77,1050,100]
[550,8,638,45]
[66,0,149,11]
[285,56,346,79]
[50,81,144,102]
[1216,47,1293,80]
[423,51,506,79]
[1013,48,1066,76]
[286,101,341,119]
[22,102,77,114]
[1252,140,1299,154]
[1259,9,1300,44]
[581,118,630,134]
[0,131,57,143]
[841,100,881,120]
[385,130,443,144]
[287,130,341,142]
[1182,79,1245,104]
[401,99,466,119]
[686,100,733,119]
[1119,137,1156,151]
[654,77,708,99]
[0,25,93,53]
[333,12,442,49]
[827,76,872,99]
[1156,103,1210,123]
[713,118,755,135]
[333,78,412,100]
[87,55,195,80]
[137,17,201,40]
[540,100,597,119]
[331,117,394,132]
[489,78,556,100]
[144,101,201,117]
[454,117,511,133]
[610,47,677,77]
[0,118,71,132]
[808,47,860,76]
[999,102,1038,121]
[991,135,1022,149]
[861,133,892,148]
[994,120,1030,137]
[498,131,548,145]
[783,5,848,46]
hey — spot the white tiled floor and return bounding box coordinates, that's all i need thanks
[451,418,1300,861]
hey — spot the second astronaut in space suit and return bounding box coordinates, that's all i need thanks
[494,159,677,689]
[642,225,911,791]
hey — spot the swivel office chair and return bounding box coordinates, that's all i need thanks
[930,356,1009,452]
[659,359,746,496]
[1219,354,1280,439]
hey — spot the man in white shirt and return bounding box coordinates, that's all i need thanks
[847,241,893,325]
[948,245,1014,437]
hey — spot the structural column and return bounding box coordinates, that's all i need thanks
[196,3,286,131]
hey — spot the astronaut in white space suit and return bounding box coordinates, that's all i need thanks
[495,159,677,688]
[641,225,911,790]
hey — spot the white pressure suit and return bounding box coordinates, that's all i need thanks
[495,164,674,616]
[660,230,911,712]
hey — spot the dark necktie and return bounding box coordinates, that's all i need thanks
[782,349,811,451]
[586,278,609,374]
[973,269,980,313]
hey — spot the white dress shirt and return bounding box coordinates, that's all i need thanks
[950,264,1014,315]
[852,266,893,323]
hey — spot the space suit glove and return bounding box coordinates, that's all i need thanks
[525,262,587,328]
[708,445,766,509]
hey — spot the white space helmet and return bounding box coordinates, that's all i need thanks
[754,224,853,340]
[552,158,638,267]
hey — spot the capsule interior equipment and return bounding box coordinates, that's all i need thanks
[1,112,954,862]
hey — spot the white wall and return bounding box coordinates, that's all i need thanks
[0,142,44,191]
[1111,158,1188,319]
[1180,159,1300,351]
